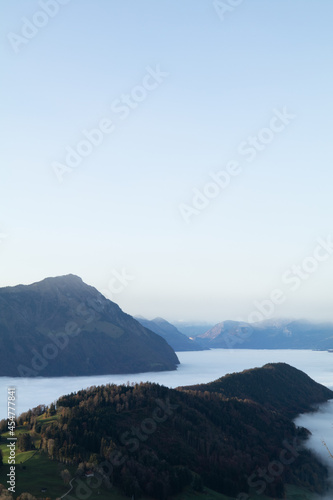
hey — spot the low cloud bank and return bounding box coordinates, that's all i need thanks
[295,400,333,498]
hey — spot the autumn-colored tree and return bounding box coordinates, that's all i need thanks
[16,494,37,500]
[60,469,71,484]
[0,491,13,500]
[47,438,55,457]
[0,483,13,499]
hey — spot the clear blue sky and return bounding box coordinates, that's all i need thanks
[1,0,333,323]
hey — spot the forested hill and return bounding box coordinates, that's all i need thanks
[179,362,333,417]
[5,363,332,499]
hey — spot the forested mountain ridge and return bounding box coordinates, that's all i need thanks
[0,275,179,376]
[2,363,331,499]
[179,362,333,417]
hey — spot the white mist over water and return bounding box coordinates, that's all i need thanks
[295,400,333,469]
[0,349,332,419]
[295,400,333,499]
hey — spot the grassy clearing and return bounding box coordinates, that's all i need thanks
[36,414,58,426]
[0,453,71,498]
[0,441,36,463]
[1,432,38,462]
[0,451,145,500]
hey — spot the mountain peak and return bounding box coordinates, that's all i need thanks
[152,317,169,324]
[0,276,179,376]
[26,274,101,301]
[38,274,84,286]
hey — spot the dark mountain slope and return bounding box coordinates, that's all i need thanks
[135,316,205,351]
[0,275,179,376]
[179,362,333,417]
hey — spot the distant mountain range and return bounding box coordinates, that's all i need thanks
[195,318,333,350]
[172,321,215,338]
[135,316,205,351]
[1,273,333,379]
[0,275,179,377]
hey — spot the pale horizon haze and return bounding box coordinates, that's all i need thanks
[1,0,333,324]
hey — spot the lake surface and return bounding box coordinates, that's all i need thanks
[0,349,332,419]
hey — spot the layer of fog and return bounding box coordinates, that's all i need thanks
[1,348,332,419]
[295,400,333,499]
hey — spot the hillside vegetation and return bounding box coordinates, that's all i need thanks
[1,363,332,499]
